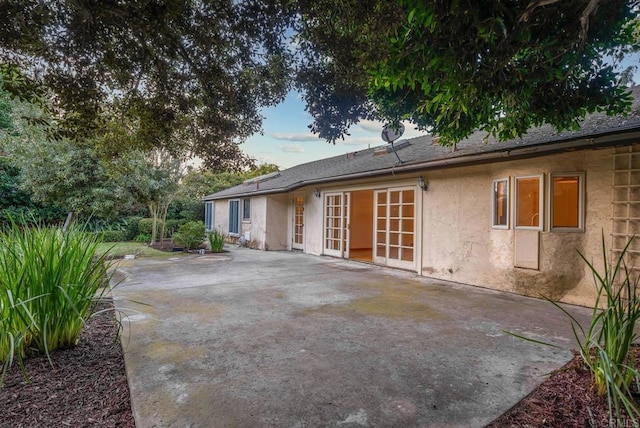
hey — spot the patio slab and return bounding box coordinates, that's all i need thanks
[111,247,592,427]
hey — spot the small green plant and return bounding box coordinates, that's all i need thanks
[208,229,226,253]
[172,221,206,251]
[0,221,114,387]
[134,233,152,243]
[509,233,640,425]
[572,235,640,424]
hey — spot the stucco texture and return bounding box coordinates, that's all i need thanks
[420,147,614,307]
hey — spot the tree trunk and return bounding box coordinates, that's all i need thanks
[149,203,159,246]
[62,212,76,232]
[159,202,170,249]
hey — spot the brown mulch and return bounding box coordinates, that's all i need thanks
[1,299,639,428]
[488,345,640,427]
[0,299,135,428]
[149,238,206,253]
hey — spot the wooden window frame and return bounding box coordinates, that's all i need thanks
[550,172,585,233]
[491,178,509,229]
[514,175,544,231]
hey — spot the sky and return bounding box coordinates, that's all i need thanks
[241,92,427,169]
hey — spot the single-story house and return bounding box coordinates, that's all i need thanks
[204,87,640,307]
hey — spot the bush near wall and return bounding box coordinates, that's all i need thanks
[172,221,206,251]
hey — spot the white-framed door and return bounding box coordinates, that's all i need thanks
[374,187,416,270]
[292,195,305,250]
[323,192,350,257]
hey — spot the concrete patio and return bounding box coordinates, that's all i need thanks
[111,247,592,427]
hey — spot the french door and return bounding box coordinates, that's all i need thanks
[374,187,416,269]
[323,192,350,257]
[292,196,305,250]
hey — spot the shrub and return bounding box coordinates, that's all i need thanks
[208,229,226,253]
[0,222,113,386]
[134,233,151,243]
[172,221,206,251]
[138,218,164,236]
[123,216,143,241]
[165,219,187,238]
[101,229,127,242]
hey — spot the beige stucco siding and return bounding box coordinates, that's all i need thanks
[213,200,229,233]
[211,195,288,250]
[420,147,614,307]
[241,196,267,247]
[303,189,324,255]
[264,195,289,250]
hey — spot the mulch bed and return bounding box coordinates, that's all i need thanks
[488,346,640,427]
[1,298,639,427]
[0,299,135,428]
[149,238,206,253]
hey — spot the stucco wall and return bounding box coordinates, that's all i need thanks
[304,189,325,255]
[420,147,614,307]
[241,196,267,248]
[212,197,268,247]
[265,194,289,250]
[213,200,228,233]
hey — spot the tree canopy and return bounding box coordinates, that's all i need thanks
[0,0,638,157]
[0,0,291,169]
[293,0,640,144]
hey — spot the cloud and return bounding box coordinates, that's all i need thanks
[357,119,385,134]
[279,144,305,153]
[271,132,319,142]
[356,119,426,139]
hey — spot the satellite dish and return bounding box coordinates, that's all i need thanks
[381,123,405,143]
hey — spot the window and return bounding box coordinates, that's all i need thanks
[515,175,543,229]
[492,179,509,228]
[242,198,251,221]
[551,173,584,231]
[204,201,214,231]
[229,200,240,235]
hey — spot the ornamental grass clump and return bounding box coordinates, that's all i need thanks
[208,228,226,253]
[0,221,112,386]
[545,234,640,424]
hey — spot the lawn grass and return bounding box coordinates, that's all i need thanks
[97,242,177,258]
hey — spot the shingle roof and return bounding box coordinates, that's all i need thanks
[205,87,640,200]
